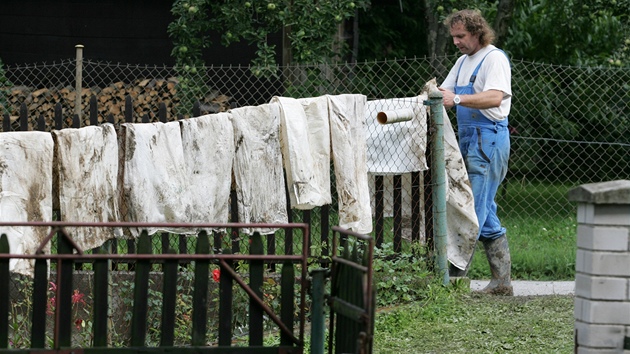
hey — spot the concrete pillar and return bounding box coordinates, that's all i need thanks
[568,180,630,353]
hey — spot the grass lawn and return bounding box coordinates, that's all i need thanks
[372,181,579,353]
[373,292,574,353]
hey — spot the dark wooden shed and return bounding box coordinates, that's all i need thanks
[0,0,280,66]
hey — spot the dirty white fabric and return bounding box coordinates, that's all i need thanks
[297,96,332,205]
[120,122,194,237]
[423,79,479,270]
[365,97,428,174]
[365,96,428,221]
[180,113,234,232]
[443,107,479,270]
[271,96,329,209]
[231,104,288,234]
[53,124,122,250]
[327,94,373,234]
[0,132,53,275]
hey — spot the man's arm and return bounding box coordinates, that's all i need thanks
[438,88,504,109]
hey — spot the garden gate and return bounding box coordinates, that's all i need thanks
[0,221,375,354]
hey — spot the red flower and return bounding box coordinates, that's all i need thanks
[212,269,221,283]
[75,319,83,330]
[72,289,86,306]
[46,297,56,315]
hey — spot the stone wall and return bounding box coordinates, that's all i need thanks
[568,180,630,353]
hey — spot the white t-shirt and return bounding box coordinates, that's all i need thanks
[440,45,512,122]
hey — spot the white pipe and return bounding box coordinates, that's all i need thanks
[376,108,414,125]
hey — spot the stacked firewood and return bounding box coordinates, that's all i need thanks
[2,78,231,128]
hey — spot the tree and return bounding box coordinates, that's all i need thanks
[504,0,629,66]
[358,1,516,78]
[169,0,370,79]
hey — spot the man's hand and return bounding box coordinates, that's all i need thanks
[438,87,456,108]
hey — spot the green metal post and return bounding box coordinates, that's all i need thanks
[310,269,326,354]
[425,89,449,286]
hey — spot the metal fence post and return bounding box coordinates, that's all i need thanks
[75,44,84,122]
[309,269,326,354]
[425,89,449,286]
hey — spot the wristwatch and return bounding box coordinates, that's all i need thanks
[453,95,461,105]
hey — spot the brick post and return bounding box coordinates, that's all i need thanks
[568,180,630,354]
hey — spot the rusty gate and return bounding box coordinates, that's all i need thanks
[0,221,374,354]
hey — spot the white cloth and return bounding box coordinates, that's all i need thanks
[298,96,332,205]
[443,107,479,270]
[231,104,288,234]
[119,122,194,237]
[365,97,428,174]
[440,45,512,122]
[327,94,373,234]
[53,124,122,250]
[180,113,234,231]
[0,131,53,275]
[271,96,328,209]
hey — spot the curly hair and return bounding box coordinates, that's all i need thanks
[445,9,496,46]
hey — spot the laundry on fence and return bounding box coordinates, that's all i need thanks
[365,95,429,221]
[231,103,288,235]
[119,121,195,237]
[297,96,333,205]
[365,96,428,175]
[0,87,478,272]
[53,124,122,250]
[443,107,479,270]
[0,131,53,275]
[328,94,373,235]
[272,96,330,210]
[180,112,235,233]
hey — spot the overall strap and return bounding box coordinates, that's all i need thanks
[469,49,504,84]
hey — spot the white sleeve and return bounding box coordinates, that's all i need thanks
[479,51,511,97]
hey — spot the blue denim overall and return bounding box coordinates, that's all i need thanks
[455,50,510,241]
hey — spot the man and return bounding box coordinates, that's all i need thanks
[439,9,513,296]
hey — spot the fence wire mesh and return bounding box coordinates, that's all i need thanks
[1,55,629,256]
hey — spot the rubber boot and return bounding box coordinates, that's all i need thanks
[479,235,513,296]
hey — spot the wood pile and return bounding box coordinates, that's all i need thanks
[2,78,231,129]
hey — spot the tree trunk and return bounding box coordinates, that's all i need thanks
[493,0,515,48]
[423,0,450,80]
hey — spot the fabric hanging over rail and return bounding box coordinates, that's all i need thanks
[119,121,194,237]
[180,112,235,232]
[0,131,53,275]
[443,106,479,270]
[271,96,329,209]
[298,96,333,205]
[327,94,373,234]
[365,95,429,220]
[365,96,428,174]
[52,124,122,250]
[231,103,288,235]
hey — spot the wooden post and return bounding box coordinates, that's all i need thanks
[75,45,84,122]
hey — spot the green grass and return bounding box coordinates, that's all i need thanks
[373,291,575,353]
[371,181,578,353]
[468,181,578,280]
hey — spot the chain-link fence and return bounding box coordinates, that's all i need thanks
[2,55,629,256]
